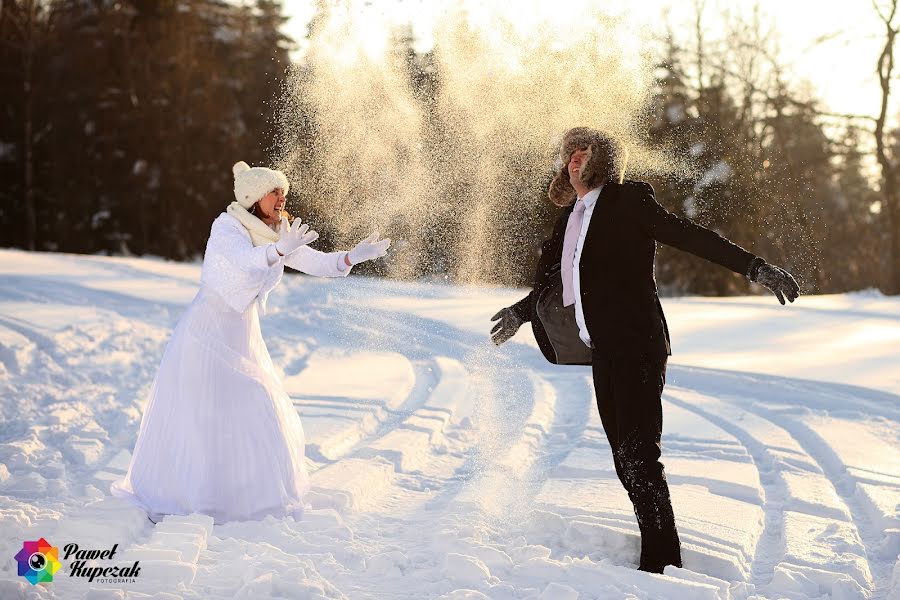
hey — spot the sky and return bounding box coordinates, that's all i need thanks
[279,0,892,122]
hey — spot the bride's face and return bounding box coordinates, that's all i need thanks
[255,188,286,226]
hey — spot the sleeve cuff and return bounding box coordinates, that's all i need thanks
[266,244,284,266]
[745,256,766,281]
[337,252,352,273]
[511,291,533,323]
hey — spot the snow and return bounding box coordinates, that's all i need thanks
[684,195,699,218]
[667,105,687,124]
[696,160,734,190]
[0,247,898,599]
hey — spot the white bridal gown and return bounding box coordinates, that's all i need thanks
[111,212,351,524]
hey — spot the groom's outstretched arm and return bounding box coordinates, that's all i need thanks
[634,181,756,275]
[634,182,800,304]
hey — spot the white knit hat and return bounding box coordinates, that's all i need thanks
[232,161,290,209]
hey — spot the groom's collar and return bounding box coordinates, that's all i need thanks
[577,183,604,209]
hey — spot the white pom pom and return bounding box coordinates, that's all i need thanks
[233,161,251,176]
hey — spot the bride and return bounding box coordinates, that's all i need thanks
[111,161,390,524]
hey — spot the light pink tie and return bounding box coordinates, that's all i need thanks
[561,198,586,307]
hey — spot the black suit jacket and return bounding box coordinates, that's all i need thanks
[512,180,759,361]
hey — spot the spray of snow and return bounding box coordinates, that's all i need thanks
[274,0,676,285]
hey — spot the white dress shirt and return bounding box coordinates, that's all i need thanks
[571,184,604,347]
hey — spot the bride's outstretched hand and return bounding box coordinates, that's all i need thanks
[275,216,319,256]
[347,231,391,265]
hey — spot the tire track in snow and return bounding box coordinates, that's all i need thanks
[298,357,438,466]
[743,402,888,597]
[296,300,533,515]
[667,366,883,597]
[450,368,595,518]
[664,387,792,589]
[523,385,764,582]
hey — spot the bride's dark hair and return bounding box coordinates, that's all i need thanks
[249,201,295,224]
[548,127,629,207]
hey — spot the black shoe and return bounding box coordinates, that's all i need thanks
[638,539,682,573]
[638,563,664,574]
[639,555,681,574]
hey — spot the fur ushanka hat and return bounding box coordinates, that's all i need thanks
[548,128,629,207]
[232,161,290,209]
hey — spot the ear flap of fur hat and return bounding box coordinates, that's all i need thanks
[232,160,290,209]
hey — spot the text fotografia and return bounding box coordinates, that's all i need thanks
[63,543,141,584]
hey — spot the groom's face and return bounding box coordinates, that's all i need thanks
[567,148,590,185]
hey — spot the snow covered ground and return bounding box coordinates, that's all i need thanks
[0,248,898,599]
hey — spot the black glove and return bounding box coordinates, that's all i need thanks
[754,263,800,305]
[490,307,524,346]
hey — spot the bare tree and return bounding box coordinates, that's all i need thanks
[873,0,900,294]
[1,0,51,251]
[693,0,707,93]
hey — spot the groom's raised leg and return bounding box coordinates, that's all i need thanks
[593,355,636,494]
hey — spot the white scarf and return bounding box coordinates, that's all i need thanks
[226,201,279,247]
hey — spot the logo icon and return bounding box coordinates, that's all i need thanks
[14,538,62,585]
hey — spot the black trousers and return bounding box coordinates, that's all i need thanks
[591,349,682,573]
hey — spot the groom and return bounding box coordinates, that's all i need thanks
[490,127,800,573]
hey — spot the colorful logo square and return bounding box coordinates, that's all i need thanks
[14,538,62,585]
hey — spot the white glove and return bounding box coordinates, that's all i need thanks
[275,217,319,256]
[347,232,391,265]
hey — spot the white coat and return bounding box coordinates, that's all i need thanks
[111,212,350,524]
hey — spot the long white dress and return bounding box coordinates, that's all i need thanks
[110,212,351,525]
